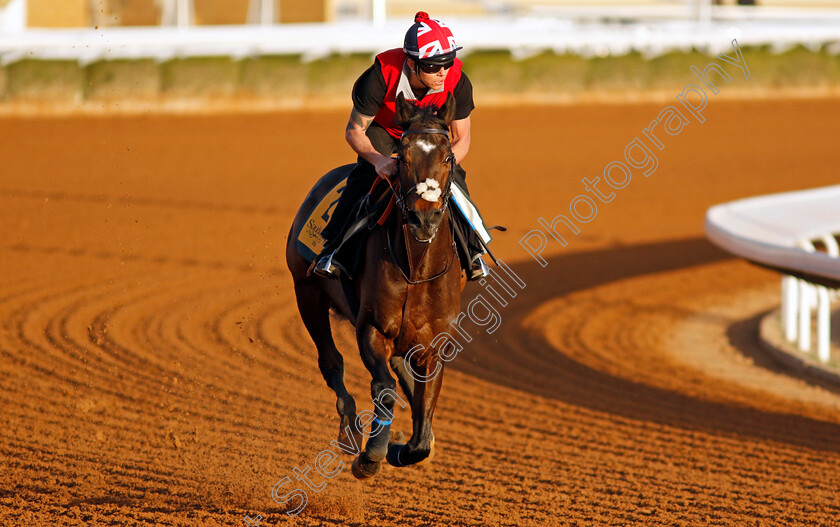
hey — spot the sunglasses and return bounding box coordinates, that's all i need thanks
[418,61,454,74]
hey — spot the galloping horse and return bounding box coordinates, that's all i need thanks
[286,93,464,479]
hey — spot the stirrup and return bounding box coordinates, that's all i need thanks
[468,257,490,282]
[311,252,340,279]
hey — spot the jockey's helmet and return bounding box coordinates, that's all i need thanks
[403,11,462,66]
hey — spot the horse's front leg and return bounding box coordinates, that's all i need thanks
[387,356,443,468]
[351,324,405,479]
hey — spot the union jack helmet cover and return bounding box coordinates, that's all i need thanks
[403,11,463,63]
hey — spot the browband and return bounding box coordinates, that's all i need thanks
[401,128,450,139]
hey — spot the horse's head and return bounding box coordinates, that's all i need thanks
[394,92,457,243]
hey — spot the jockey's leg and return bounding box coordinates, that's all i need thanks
[313,163,377,278]
[450,165,490,281]
[313,125,397,279]
[320,164,376,245]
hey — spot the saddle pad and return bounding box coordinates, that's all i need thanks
[451,183,493,245]
[295,177,348,262]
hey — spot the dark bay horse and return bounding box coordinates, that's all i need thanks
[286,93,465,479]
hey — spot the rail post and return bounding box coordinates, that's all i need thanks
[782,275,798,342]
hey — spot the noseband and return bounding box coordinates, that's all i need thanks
[390,128,455,241]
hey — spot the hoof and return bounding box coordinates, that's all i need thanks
[388,430,405,445]
[386,443,406,467]
[386,437,435,468]
[415,437,435,468]
[351,453,382,480]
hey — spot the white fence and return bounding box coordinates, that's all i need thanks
[3,2,840,64]
[705,186,840,363]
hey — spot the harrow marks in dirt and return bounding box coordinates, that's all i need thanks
[2,102,840,526]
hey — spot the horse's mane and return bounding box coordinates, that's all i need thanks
[401,103,448,131]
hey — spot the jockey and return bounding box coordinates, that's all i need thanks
[313,11,490,281]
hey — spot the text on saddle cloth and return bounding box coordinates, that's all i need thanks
[295,178,347,262]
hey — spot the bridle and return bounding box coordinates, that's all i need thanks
[386,127,456,237]
[382,126,458,284]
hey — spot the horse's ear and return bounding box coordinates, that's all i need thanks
[395,92,415,125]
[439,93,457,125]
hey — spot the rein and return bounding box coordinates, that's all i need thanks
[385,219,458,285]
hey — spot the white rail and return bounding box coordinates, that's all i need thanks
[705,186,840,363]
[2,6,840,64]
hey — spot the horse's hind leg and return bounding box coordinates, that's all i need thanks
[293,280,361,454]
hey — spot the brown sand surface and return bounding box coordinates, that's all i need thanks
[2,99,840,526]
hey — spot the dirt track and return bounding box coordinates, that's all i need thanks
[2,99,840,526]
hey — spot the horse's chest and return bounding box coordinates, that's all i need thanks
[400,285,458,332]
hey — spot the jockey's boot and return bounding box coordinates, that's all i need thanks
[468,256,490,281]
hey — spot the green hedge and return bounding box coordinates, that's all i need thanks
[2,45,839,102]
[5,60,85,100]
[86,59,160,99]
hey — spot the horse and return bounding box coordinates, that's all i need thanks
[285,92,465,479]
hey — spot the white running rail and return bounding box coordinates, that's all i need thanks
[3,6,840,65]
[705,185,840,363]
